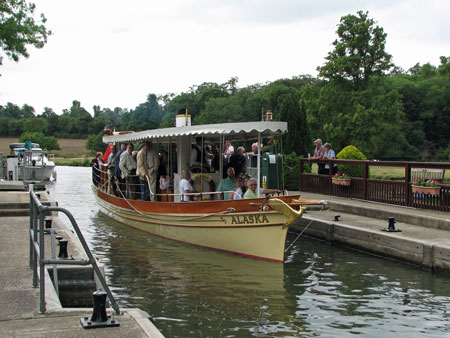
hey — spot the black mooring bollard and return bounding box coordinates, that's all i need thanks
[58,239,69,259]
[334,215,341,221]
[382,217,402,232]
[80,291,120,329]
[44,217,52,229]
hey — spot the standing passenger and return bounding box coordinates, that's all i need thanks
[146,141,159,201]
[137,142,150,201]
[119,143,137,199]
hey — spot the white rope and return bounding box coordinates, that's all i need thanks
[284,219,313,253]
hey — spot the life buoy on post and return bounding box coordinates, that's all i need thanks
[192,173,216,200]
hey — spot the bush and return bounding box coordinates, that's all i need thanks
[283,152,311,190]
[336,145,368,178]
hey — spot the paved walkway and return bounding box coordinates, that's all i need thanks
[0,191,164,337]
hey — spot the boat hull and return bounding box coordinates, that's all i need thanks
[94,188,299,262]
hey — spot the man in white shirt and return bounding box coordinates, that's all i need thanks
[179,168,194,202]
[119,143,137,199]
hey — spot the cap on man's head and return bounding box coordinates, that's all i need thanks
[314,139,322,144]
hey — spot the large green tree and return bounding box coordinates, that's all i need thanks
[318,10,393,90]
[0,0,51,67]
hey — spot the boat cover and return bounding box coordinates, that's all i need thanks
[103,121,288,143]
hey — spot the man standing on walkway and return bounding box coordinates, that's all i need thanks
[308,139,325,174]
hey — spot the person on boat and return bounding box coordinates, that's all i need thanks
[146,141,159,201]
[243,178,281,199]
[230,176,245,200]
[90,152,104,187]
[179,168,194,202]
[216,167,235,200]
[114,143,127,197]
[137,142,150,201]
[323,142,337,175]
[119,143,138,199]
[106,145,118,195]
[223,140,234,162]
[227,146,247,177]
[245,142,259,168]
[25,137,32,151]
[191,136,208,172]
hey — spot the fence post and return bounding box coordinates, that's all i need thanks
[363,162,369,200]
[405,163,411,207]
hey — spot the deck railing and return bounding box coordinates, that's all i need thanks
[299,159,450,211]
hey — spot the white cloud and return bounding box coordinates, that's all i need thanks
[1,0,449,115]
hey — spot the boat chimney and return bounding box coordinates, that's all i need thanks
[265,110,273,122]
[175,108,191,127]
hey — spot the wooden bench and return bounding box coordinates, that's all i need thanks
[411,168,445,182]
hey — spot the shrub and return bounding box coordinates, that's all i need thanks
[283,152,311,190]
[336,145,368,178]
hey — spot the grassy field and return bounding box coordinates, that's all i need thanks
[0,137,93,166]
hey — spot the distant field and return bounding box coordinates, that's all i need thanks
[0,137,90,158]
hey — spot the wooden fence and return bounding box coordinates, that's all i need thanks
[299,159,450,212]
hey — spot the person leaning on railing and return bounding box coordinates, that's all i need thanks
[90,152,103,187]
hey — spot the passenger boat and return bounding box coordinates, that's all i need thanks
[7,143,56,181]
[93,118,316,262]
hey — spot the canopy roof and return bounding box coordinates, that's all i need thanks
[103,121,288,144]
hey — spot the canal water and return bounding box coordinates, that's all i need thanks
[48,166,450,337]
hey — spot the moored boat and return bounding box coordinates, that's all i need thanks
[7,143,56,182]
[93,118,318,262]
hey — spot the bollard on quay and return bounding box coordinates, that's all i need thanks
[382,217,402,232]
[58,239,69,259]
[80,291,120,329]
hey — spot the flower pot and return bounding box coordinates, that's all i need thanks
[332,178,351,186]
[412,185,440,196]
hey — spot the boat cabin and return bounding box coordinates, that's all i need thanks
[102,118,288,202]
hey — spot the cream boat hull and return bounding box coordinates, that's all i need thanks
[96,194,292,262]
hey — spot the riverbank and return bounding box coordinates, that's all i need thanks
[0,188,163,337]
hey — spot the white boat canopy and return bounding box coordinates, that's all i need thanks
[103,121,288,144]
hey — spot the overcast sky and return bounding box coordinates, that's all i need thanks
[1,0,449,115]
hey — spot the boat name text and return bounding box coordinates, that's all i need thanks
[231,214,269,224]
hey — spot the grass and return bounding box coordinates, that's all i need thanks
[309,163,450,183]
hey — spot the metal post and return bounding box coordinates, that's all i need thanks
[39,210,46,313]
[32,201,38,288]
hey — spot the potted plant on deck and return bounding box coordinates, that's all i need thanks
[411,179,440,196]
[332,173,351,186]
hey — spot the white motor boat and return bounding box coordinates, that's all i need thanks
[8,143,56,181]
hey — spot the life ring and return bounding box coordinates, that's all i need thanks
[192,173,216,199]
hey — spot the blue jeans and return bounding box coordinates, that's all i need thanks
[139,177,150,201]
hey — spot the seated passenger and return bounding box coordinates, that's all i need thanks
[243,178,281,199]
[216,167,235,200]
[230,177,245,200]
[179,168,194,202]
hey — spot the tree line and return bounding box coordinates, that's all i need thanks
[1,10,450,161]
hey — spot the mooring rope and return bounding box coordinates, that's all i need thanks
[284,219,314,253]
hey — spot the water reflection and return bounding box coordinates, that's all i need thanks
[48,167,450,337]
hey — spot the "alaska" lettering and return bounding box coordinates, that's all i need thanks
[231,214,269,224]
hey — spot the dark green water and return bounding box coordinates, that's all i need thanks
[48,167,450,337]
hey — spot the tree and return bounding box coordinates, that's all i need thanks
[0,0,51,68]
[318,11,393,90]
[86,132,106,153]
[19,131,60,152]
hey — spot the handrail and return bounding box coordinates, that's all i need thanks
[29,188,120,315]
